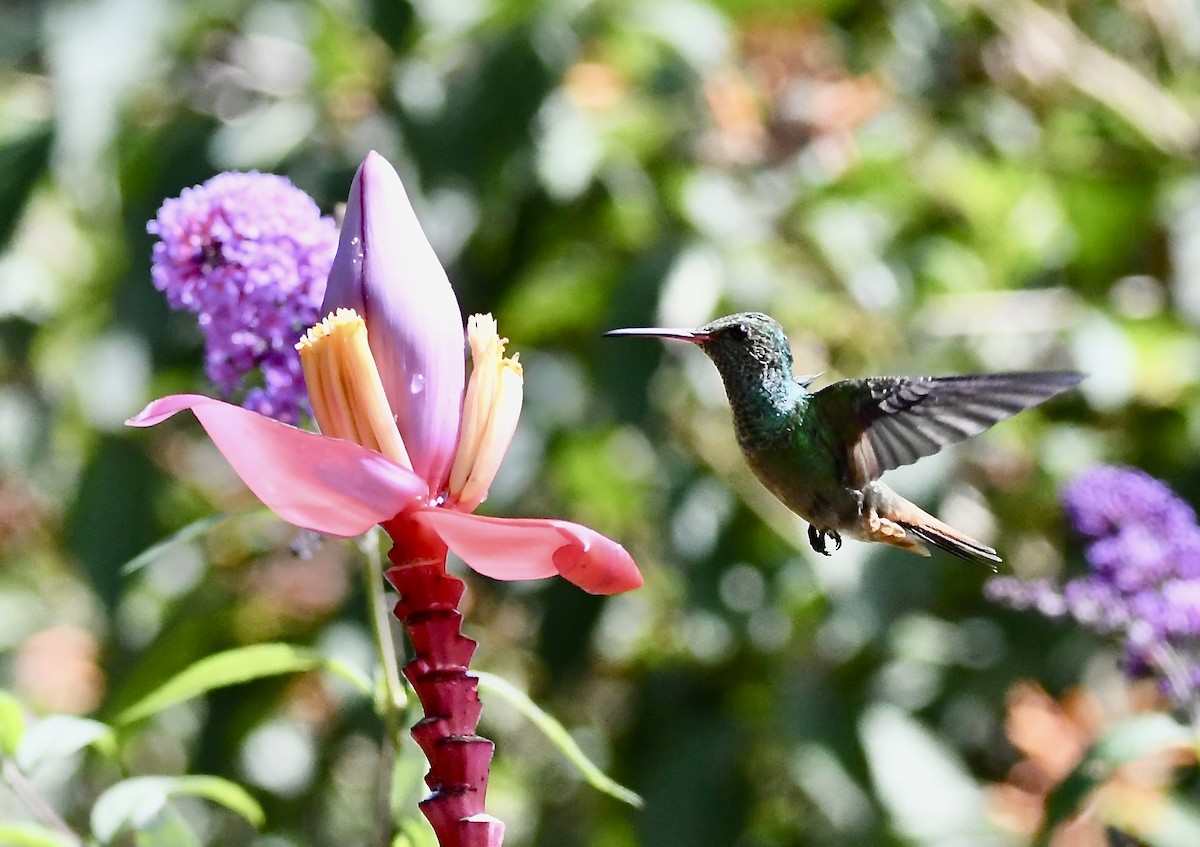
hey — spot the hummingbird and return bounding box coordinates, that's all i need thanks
[606,312,1083,567]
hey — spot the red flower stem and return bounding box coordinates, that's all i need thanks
[382,515,504,847]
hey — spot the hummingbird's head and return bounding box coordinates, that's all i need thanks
[605,312,795,387]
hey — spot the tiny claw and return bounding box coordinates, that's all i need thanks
[831,530,842,551]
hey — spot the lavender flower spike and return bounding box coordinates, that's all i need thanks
[148,172,339,424]
[987,466,1200,706]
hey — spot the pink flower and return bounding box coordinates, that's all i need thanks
[128,152,642,596]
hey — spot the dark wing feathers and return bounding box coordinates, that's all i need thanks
[815,372,1083,485]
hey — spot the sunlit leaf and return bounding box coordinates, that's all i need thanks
[0,822,78,847]
[133,803,202,847]
[1038,714,1195,844]
[15,715,115,773]
[117,643,372,724]
[91,775,264,843]
[475,671,643,808]
[860,703,983,840]
[0,689,27,757]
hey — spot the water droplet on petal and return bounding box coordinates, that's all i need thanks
[410,372,425,395]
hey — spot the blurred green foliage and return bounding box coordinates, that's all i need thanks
[2,0,1200,844]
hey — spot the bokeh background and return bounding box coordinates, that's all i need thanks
[2,0,1199,844]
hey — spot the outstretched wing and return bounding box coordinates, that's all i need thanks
[812,372,1083,486]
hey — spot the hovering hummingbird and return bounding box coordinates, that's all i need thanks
[606,312,1083,567]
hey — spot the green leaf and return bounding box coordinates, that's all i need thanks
[120,513,233,576]
[91,775,264,843]
[391,734,432,818]
[0,822,78,847]
[0,689,27,757]
[392,817,438,847]
[1038,714,1194,844]
[91,778,169,844]
[0,126,53,248]
[15,715,115,773]
[133,803,203,847]
[475,671,643,808]
[117,643,372,724]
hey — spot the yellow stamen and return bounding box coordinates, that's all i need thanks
[448,314,524,510]
[296,309,412,470]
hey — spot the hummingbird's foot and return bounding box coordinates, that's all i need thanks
[807,525,842,556]
[807,524,827,555]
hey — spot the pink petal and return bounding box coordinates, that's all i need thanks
[323,151,465,492]
[412,510,643,595]
[128,395,427,537]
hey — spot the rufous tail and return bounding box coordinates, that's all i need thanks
[865,488,1001,570]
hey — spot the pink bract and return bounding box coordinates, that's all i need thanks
[414,510,643,594]
[128,394,426,537]
[129,394,642,591]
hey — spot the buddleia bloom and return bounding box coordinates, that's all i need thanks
[987,466,1200,704]
[147,171,339,424]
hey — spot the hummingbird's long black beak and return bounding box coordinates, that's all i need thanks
[604,326,709,344]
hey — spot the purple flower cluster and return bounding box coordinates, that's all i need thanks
[148,172,338,424]
[986,466,1200,703]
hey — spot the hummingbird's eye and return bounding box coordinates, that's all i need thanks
[728,324,749,341]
